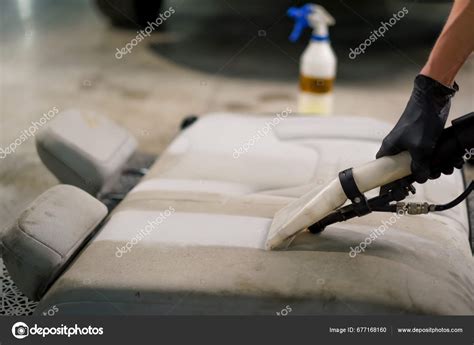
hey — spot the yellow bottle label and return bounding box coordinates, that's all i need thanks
[299,75,334,94]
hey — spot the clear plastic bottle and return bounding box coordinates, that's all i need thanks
[288,4,337,115]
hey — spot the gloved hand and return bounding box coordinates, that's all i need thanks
[376,74,458,183]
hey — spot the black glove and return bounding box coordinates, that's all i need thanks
[376,74,458,183]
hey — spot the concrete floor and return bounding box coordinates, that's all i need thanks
[0,0,473,231]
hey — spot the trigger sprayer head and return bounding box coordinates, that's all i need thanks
[287,4,335,42]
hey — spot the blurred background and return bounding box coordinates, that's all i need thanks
[0,0,473,229]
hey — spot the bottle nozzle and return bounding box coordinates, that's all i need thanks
[287,5,312,42]
[287,4,335,42]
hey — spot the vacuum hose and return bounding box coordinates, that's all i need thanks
[265,112,474,250]
[309,112,474,232]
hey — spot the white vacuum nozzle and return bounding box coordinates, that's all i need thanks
[264,152,412,250]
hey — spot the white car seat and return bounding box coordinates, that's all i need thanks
[4,113,473,315]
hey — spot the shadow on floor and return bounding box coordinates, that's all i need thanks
[148,0,449,82]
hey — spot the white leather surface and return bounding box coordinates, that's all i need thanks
[97,210,270,249]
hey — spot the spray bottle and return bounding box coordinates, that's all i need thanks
[288,4,336,115]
